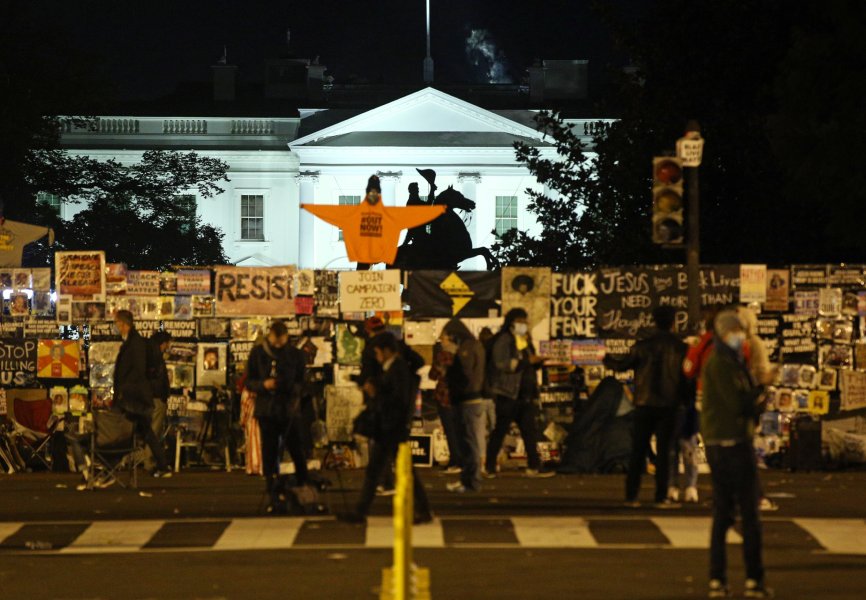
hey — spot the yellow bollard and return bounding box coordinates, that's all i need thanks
[380,442,431,600]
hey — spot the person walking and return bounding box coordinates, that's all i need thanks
[439,319,492,493]
[603,306,687,508]
[428,340,464,474]
[343,333,433,524]
[702,310,772,598]
[244,321,309,514]
[136,331,171,471]
[484,309,554,478]
[112,310,171,478]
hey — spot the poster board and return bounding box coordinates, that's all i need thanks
[0,339,38,387]
[339,270,402,313]
[176,270,212,295]
[502,266,551,342]
[55,251,105,299]
[325,384,364,442]
[214,266,296,316]
[196,343,227,387]
[36,340,80,379]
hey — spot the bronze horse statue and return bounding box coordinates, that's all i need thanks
[391,185,499,271]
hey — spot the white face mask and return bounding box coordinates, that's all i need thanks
[724,332,746,352]
[512,322,529,336]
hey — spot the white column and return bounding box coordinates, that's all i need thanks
[297,170,319,269]
[376,170,402,206]
[459,172,483,270]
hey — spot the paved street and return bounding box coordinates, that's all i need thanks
[1,468,865,599]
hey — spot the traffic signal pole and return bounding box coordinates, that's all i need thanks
[684,120,702,333]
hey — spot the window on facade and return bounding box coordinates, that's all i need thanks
[36,192,62,216]
[240,195,265,241]
[337,195,361,240]
[176,194,196,233]
[495,195,518,237]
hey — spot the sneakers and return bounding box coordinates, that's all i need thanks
[376,485,396,497]
[152,468,173,479]
[667,486,681,502]
[525,468,555,479]
[684,486,699,503]
[623,500,641,508]
[446,481,467,493]
[708,579,731,598]
[441,465,462,475]
[481,469,497,480]
[744,579,774,598]
[653,499,682,510]
[759,497,779,512]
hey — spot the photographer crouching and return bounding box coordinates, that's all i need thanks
[244,321,309,514]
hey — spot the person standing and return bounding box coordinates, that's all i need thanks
[137,331,171,471]
[440,319,491,493]
[485,309,554,478]
[428,340,464,474]
[343,333,432,524]
[702,311,772,598]
[245,321,309,514]
[603,306,687,508]
[112,310,171,478]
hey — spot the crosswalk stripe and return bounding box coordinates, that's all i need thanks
[651,517,742,548]
[0,523,22,546]
[794,518,866,555]
[365,517,445,548]
[213,517,303,551]
[511,517,597,548]
[61,520,164,554]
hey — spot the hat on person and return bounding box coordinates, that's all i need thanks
[714,310,744,338]
[364,316,386,335]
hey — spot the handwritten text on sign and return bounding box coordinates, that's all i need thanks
[339,270,401,313]
[550,272,597,338]
[214,267,296,316]
[55,251,105,298]
[0,339,38,387]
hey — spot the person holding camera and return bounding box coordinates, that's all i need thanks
[245,321,308,513]
[343,332,432,524]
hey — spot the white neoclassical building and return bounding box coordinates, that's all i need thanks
[59,87,607,270]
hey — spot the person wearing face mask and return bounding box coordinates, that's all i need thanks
[245,321,308,514]
[603,305,689,508]
[484,308,554,478]
[701,310,771,599]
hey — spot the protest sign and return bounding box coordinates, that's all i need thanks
[56,251,105,299]
[214,266,296,316]
[0,339,38,387]
[550,271,597,338]
[407,271,500,318]
[502,267,551,342]
[339,269,401,313]
[176,270,212,295]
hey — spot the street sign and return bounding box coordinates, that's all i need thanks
[676,134,705,167]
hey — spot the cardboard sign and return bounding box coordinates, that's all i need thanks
[0,339,38,387]
[126,271,161,296]
[214,266,296,316]
[339,269,401,313]
[55,251,105,299]
[550,271,597,338]
[36,339,80,379]
[325,384,364,443]
[176,270,212,295]
[740,264,767,303]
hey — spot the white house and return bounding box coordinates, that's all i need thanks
[58,87,609,270]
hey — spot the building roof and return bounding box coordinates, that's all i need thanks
[302,131,550,147]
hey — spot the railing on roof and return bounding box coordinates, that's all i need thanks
[95,118,140,134]
[231,119,276,135]
[163,119,208,135]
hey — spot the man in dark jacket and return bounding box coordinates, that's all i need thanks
[245,321,308,513]
[344,333,432,524]
[113,310,171,477]
[136,331,171,471]
[603,305,687,507]
[701,311,770,599]
[484,308,554,478]
[440,318,490,492]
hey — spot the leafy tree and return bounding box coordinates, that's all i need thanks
[0,3,230,269]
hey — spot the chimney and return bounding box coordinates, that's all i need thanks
[212,52,238,102]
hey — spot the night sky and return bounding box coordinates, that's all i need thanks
[31,0,636,101]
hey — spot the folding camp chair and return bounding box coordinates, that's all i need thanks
[84,408,142,490]
[6,393,55,471]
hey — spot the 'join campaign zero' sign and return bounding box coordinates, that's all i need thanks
[339,270,402,313]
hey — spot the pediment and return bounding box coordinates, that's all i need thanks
[291,88,544,147]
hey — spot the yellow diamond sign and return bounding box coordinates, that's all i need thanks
[439,272,474,315]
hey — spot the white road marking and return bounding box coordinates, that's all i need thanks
[794,518,866,555]
[365,516,445,548]
[61,520,165,554]
[213,517,303,551]
[511,517,598,547]
[0,522,23,545]
[651,517,742,548]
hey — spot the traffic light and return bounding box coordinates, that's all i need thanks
[652,156,684,244]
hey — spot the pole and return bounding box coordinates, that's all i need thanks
[685,120,701,333]
[423,0,434,83]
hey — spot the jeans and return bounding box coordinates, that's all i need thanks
[259,416,309,499]
[357,438,431,518]
[669,435,699,490]
[486,395,542,472]
[626,405,676,502]
[458,399,495,490]
[706,443,764,584]
[437,403,464,468]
